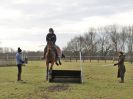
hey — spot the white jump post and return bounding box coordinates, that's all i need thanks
[78,36,83,83]
[80,50,83,83]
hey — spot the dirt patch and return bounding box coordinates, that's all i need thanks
[46,84,69,92]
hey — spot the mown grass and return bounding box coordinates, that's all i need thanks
[0,60,133,99]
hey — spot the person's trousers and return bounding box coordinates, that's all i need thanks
[117,68,125,81]
[17,64,22,81]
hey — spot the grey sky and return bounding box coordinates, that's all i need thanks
[0,0,133,51]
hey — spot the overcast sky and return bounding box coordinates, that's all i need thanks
[0,0,133,51]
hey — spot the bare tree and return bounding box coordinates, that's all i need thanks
[119,26,128,52]
[105,25,120,54]
[83,32,96,55]
[127,25,133,63]
[96,27,112,56]
[63,36,80,56]
[63,24,133,63]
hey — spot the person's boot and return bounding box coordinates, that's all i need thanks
[18,73,23,81]
[119,77,124,83]
[17,73,21,81]
[119,80,124,83]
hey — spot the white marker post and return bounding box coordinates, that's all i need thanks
[79,36,83,83]
[80,51,83,83]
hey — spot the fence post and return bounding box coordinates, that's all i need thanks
[83,56,84,63]
[70,56,71,62]
[97,56,99,63]
[76,57,77,62]
[6,54,8,61]
[90,56,91,63]
[104,56,106,63]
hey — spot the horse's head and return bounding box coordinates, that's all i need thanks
[46,41,56,65]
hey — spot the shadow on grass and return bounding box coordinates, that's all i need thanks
[46,84,70,92]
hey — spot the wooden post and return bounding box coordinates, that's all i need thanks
[70,56,71,62]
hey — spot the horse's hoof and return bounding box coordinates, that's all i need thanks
[56,63,59,66]
[59,62,62,65]
[49,70,52,75]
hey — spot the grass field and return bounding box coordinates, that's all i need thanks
[0,60,133,99]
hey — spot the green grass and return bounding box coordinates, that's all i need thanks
[0,60,133,99]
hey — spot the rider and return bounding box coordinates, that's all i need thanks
[43,28,59,65]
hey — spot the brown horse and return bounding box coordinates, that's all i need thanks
[45,41,56,80]
[45,41,65,80]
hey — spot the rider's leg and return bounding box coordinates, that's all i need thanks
[43,45,47,58]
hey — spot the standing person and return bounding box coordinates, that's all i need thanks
[114,52,126,83]
[43,28,59,65]
[16,47,24,81]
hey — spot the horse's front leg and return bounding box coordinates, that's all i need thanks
[49,62,54,82]
[49,62,53,75]
[59,57,62,65]
[46,63,49,81]
[50,63,54,70]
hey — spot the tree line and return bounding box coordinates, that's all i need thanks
[63,25,133,59]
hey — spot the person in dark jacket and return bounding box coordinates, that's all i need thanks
[46,28,56,44]
[43,28,59,65]
[16,47,24,81]
[114,52,126,83]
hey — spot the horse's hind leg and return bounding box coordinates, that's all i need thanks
[55,57,59,66]
[55,59,59,65]
[49,62,54,76]
[59,58,62,65]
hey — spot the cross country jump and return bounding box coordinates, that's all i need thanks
[43,28,83,83]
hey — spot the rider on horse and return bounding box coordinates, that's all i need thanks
[43,28,59,65]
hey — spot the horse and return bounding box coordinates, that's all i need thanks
[45,41,65,80]
[45,41,56,80]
